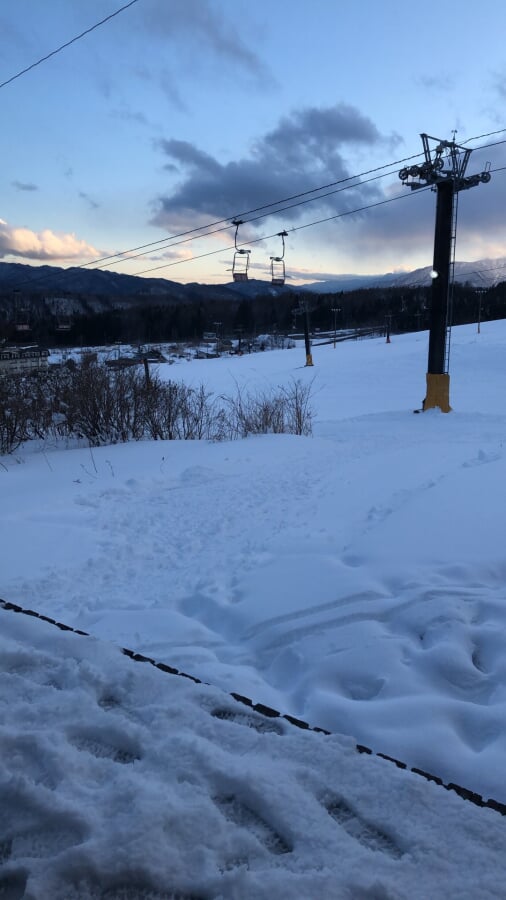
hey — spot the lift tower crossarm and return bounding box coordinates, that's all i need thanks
[399,133,490,192]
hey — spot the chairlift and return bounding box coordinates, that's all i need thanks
[270,230,288,286]
[12,289,30,332]
[56,312,71,332]
[231,219,251,282]
[15,309,30,332]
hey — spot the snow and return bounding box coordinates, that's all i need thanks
[2,321,506,897]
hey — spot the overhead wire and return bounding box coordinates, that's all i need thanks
[90,165,419,269]
[134,186,433,276]
[132,155,506,278]
[83,150,428,270]
[10,149,431,289]
[2,0,505,293]
[460,128,506,145]
[0,0,141,90]
[7,128,506,289]
[52,131,506,274]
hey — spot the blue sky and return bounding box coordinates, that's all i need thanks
[1,0,506,284]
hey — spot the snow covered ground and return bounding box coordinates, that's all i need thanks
[2,321,506,897]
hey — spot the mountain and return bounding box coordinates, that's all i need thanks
[302,273,400,293]
[0,256,505,307]
[303,258,506,293]
[221,278,301,297]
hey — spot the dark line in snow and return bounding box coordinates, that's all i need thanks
[1,597,505,818]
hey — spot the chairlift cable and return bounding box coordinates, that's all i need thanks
[90,167,418,269]
[8,131,506,289]
[77,138,506,272]
[10,158,426,289]
[135,185,433,276]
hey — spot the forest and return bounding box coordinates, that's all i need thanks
[0,281,504,347]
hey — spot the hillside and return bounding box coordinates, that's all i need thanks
[2,256,506,307]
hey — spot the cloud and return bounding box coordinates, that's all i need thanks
[142,0,272,84]
[415,73,455,92]
[78,191,101,210]
[0,220,99,261]
[152,104,394,231]
[492,68,506,100]
[11,181,39,192]
[152,115,506,273]
[110,107,151,127]
[145,247,194,263]
[334,140,506,268]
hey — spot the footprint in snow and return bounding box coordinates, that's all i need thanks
[211,707,284,735]
[323,794,402,859]
[213,794,291,856]
[67,728,141,764]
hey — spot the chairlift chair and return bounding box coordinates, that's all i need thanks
[270,231,288,286]
[15,309,30,332]
[233,250,250,282]
[56,313,71,332]
[231,219,251,282]
[270,257,285,286]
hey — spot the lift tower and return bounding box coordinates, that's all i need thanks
[399,134,490,412]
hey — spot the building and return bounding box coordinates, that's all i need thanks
[0,344,50,375]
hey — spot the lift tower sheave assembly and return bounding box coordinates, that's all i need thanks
[399,134,491,412]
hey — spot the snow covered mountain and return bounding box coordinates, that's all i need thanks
[1,256,505,304]
[302,257,506,292]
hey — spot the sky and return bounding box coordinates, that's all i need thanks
[2,0,506,285]
[3,321,506,894]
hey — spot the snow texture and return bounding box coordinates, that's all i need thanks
[2,321,506,896]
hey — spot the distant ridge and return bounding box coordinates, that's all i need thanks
[301,258,506,293]
[0,256,505,305]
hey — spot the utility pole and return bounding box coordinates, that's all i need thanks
[331,306,341,348]
[399,134,491,412]
[234,326,243,353]
[213,321,221,355]
[303,303,313,366]
[475,288,486,334]
[292,301,314,366]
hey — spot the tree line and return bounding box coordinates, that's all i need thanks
[0,282,505,346]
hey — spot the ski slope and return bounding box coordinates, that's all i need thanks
[2,321,506,896]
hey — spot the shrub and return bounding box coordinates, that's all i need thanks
[0,362,313,454]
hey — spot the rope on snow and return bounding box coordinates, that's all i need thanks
[1,597,504,818]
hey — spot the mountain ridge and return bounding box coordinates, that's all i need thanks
[0,256,504,306]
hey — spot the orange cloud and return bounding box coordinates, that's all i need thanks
[0,219,99,261]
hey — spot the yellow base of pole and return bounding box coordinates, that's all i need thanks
[422,373,451,413]
[305,354,314,366]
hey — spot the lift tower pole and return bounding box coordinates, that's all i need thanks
[399,134,491,412]
[428,177,453,380]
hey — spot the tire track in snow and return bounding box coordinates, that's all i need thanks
[241,589,388,641]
